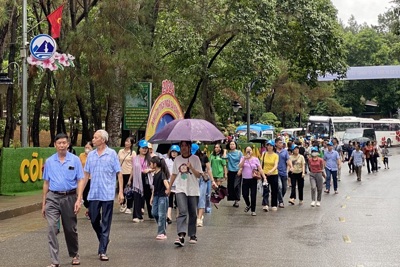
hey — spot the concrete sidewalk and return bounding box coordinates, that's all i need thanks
[0,191,43,220]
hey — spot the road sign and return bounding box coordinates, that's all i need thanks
[124,82,152,130]
[29,34,57,60]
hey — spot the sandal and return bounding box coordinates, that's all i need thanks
[72,256,80,265]
[99,254,109,261]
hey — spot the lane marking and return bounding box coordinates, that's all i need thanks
[343,235,351,243]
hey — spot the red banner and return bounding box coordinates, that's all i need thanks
[47,5,64,39]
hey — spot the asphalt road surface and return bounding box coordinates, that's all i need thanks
[1,150,400,267]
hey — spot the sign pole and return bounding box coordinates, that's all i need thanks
[21,0,28,147]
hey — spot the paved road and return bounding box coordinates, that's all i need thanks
[1,152,400,267]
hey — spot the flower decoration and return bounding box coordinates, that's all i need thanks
[27,52,75,71]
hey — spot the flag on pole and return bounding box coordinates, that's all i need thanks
[47,5,64,39]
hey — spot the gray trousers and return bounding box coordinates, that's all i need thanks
[309,172,323,202]
[175,193,198,238]
[355,165,362,180]
[45,191,79,264]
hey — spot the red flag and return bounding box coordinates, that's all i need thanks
[47,5,64,39]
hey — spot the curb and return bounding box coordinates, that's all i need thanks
[0,202,42,220]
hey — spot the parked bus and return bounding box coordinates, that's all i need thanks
[280,128,306,138]
[306,116,333,140]
[360,118,400,147]
[330,116,361,141]
[235,124,275,140]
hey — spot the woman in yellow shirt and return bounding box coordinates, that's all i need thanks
[261,140,279,212]
[288,145,305,205]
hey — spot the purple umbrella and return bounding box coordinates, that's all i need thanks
[148,119,225,143]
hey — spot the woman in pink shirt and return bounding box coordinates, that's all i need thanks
[238,146,266,216]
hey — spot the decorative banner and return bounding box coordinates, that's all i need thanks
[124,82,152,130]
[27,52,75,71]
[145,80,184,140]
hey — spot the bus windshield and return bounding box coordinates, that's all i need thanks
[307,122,330,137]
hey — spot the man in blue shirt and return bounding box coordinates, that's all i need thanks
[81,130,124,261]
[275,138,293,208]
[42,133,85,267]
[323,141,341,194]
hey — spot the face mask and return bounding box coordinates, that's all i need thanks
[85,148,91,154]
[311,152,319,157]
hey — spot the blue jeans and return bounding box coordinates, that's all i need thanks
[277,175,288,204]
[325,168,338,191]
[88,200,114,255]
[198,178,208,209]
[151,196,169,235]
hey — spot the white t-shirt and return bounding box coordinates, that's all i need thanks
[172,155,202,196]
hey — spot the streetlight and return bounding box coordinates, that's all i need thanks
[232,101,242,113]
[246,80,257,142]
[0,73,13,95]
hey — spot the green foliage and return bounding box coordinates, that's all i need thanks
[259,112,281,127]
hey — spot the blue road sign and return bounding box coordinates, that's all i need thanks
[29,34,57,60]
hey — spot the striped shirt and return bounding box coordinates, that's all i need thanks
[84,146,121,201]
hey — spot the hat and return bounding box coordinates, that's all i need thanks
[147,142,153,149]
[138,140,149,148]
[170,145,180,153]
[327,141,333,146]
[266,140,275,146]
[311,146,319,152]
[191,143,199,155]
[292,145,299,150]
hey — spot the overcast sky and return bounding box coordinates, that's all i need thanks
[331,0,394,25]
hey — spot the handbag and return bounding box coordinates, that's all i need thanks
[252,169,261,180]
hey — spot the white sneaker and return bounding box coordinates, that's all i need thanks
[196,218,203,227]
[271,206,278,211]
[310,201,315,207]
[119,204,127,213]
[125,208,132,214]
[316,202,321,207]
[132,218,143,223]
[251,212,256,216]
[262,205,269,212]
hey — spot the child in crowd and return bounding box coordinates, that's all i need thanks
[381,145,390,169]
[150,156,170,240]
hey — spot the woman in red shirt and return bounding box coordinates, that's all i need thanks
[308,147,324,207]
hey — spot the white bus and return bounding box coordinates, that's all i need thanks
[330,116,361,141]
[280,128,306,138]
[306,116,333,140]
[360,118,400,147]
[308,116,365,141]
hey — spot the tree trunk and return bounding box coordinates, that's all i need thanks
[57,100,66,134]
[89,80,102,130]
[31,73,47,146]
[201,76,216,125]
[76,94,91,145]
[47,76,56,146]
[106,93,122,147]
[3,4,17,147]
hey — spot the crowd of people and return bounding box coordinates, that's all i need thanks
[41,130,390,266]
